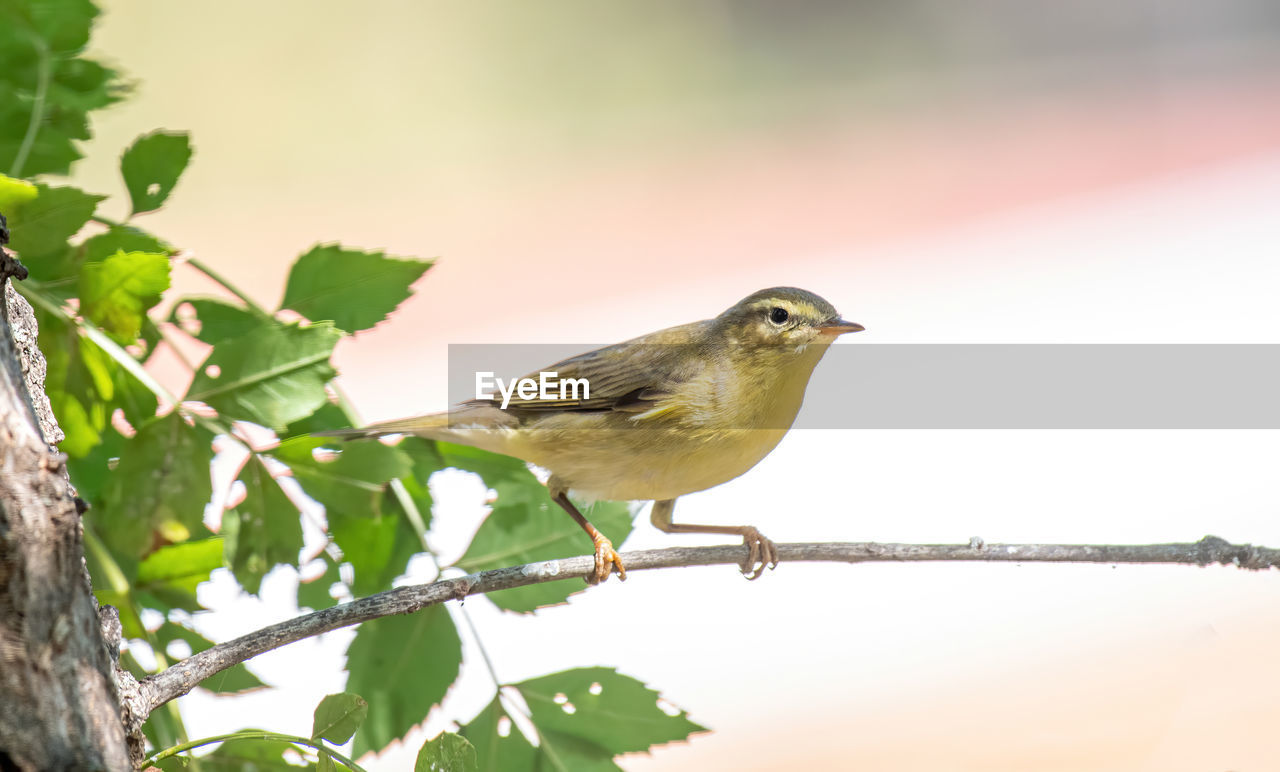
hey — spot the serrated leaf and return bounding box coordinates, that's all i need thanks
[459,698,536,772]
[334,505,420,597]
[121,130,192,214]
[275,437,412,517]
[78,250,170,343]
[273,436,418,594]
[297,553,343,611]
[187,320,340,429]
[280,244,432,333]
[97,413,214,558]
[0,4,125,176]
[311,692,369,744]
[224,459,303,594]
[81,224,175,262]
[516,668,705,756]
[416,732,478,772]
[443,442,633,612]
[347,606,461,757]
[283,401,349,437]
[456,495,632,614]
[134,538,223,611]
[170,296,262,344]
[154,621,266,694]
[2,184,104,263]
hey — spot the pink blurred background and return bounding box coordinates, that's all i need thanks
[74,2,1280,769]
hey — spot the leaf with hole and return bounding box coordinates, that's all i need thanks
[186,320,340,429]
[223,459,303,594]
[120,130,192,214]
[515,667,705,756]
[170,296,262,345]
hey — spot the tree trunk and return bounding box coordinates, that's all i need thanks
[0,263,132,770]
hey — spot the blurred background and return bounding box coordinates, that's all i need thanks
[74,1,1280,769]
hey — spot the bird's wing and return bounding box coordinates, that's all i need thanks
[466,321,711,414]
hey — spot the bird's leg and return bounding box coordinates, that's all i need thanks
[551,489,626,585]
[649,499,778,580]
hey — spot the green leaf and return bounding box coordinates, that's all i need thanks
[273,437,419,595]
[81,224,175,262]
[154,621,267,694]
[2,184,104,264]
[443,443,633,612]
[311,692,369,744]
[297,553,343,611]
[274,437,412,518]
[516,668,705,756]
[224,459,303,594]
[335,506,420,597]
[203,732,305,770]
[97,414,214,558]
[0,2,125,177]
[416,732,478,772]
[170,296,262,344]
[187,320,340,429]
[134,538,223,612]
[0,175,37,211]
[283,401,349,437]
[78,250,170,343]
[459,698,535,772]
[120,130,192,214]
[36,306,106,455]
[347,606,462,757]
[456,496,632,614]
[280,244,433,333]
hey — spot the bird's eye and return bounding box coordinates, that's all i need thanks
[768,307,789,325]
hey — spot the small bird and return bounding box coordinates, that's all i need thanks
[319,287,863,584]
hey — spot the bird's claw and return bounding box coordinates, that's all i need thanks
[586,534,626,585]
[739,527,778,580]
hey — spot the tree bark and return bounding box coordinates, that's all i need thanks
[0,253,133,770]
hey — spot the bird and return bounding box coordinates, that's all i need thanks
[317,287,863,584]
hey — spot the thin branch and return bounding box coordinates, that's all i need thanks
[132,534,1277,723]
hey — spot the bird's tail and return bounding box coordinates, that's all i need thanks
[313,413,452,441]
[312,405,516,443]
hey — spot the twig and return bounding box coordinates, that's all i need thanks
[130,534,1277,723]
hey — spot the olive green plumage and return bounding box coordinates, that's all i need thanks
[320,287,863,582]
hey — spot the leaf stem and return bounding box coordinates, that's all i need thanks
[16,283,182,407]
[10,35,51,178]
[185,256,272,317]
[142,730,365,770]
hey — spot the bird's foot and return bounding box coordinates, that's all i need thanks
[587,533,626,585]
[739,527,778,580]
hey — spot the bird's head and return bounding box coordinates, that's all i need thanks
[714,287,864,349]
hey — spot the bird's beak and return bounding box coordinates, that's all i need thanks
[818,317,865,335]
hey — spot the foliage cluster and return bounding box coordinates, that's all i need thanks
[0,1,703,768]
